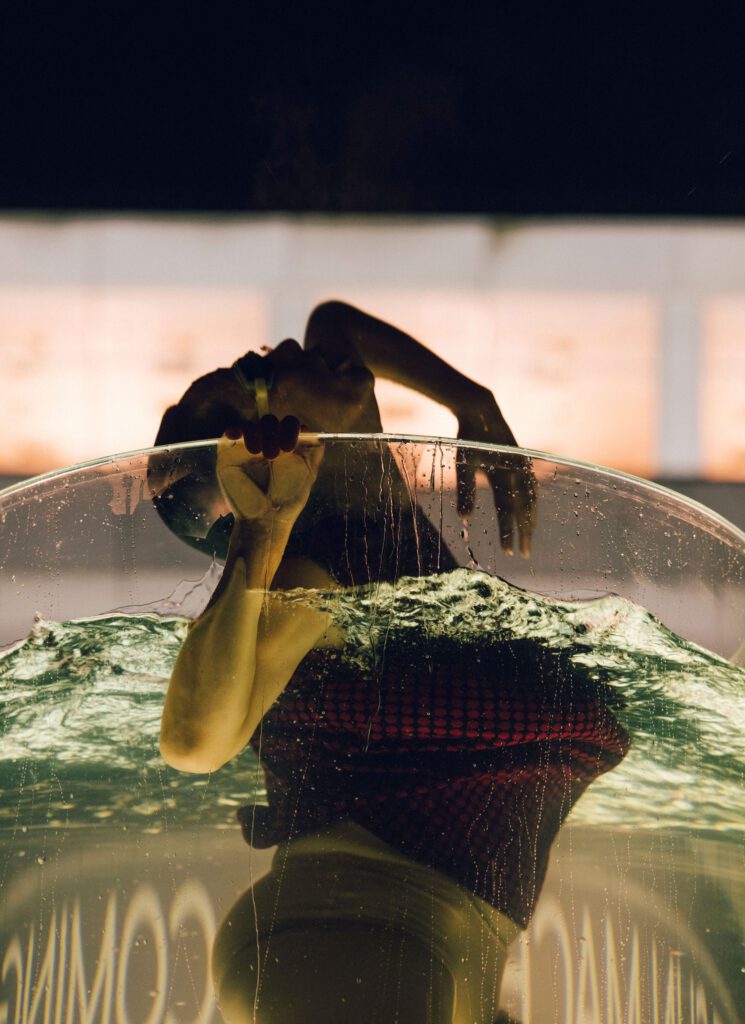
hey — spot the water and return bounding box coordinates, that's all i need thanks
[1,567,744,1023]
[1,567,743,835]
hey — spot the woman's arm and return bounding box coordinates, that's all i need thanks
[305,300,536,554]
[160,430,338,774]
[305,301,503,431]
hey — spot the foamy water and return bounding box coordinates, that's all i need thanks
[1,567,743,836]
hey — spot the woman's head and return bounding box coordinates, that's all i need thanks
[158,340,376,439]
[148,340,379,554]
[252,338,377,431]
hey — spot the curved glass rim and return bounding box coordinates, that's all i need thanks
[1,433,744,549]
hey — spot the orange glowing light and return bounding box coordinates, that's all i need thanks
[0,287,268,475]
[335,290,659,476]
[0,285,661,478]
[701,298,745,480]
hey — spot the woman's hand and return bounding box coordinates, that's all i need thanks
[217,415,324,531]
[455,389,537,558]
[162,417,333,774]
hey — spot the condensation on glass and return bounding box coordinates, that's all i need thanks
[0,436,743,1024]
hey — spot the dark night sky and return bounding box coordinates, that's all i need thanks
[3,4,745,215]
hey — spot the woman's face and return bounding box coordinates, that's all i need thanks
[266,338,378,431]
[150,339,380,539]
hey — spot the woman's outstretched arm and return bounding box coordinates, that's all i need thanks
[305,301,503,433]
[305,300,536,554]
[159,431,338,774]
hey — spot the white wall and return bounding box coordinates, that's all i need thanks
[0,216,743,478]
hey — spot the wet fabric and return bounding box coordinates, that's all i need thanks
[240,638,629,929]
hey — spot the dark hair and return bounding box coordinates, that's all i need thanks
[149,404,234,560]
[148,353,274,559]
[150,467,234,560]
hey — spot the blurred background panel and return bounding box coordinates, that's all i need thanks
[701,296,745,480]
[0,284,268,475]
[0,216,742,491]
[343,289,657,476]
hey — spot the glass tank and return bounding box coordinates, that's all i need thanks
[0,436,743,1024]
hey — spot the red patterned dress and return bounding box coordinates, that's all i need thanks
[238,512,629,930]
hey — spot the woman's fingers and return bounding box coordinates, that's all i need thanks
[496,499,516,556]
[279,415,301,452]
[243,421,262,454]
[260,415,281,460]
[514,468,537,557]
[217,419,324,523]
[483,459,537,558]
[456,453,476,516]
[228,416,302,460]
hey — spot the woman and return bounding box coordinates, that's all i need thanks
[154,302,626,1023]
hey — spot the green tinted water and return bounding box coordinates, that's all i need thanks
[0,568,743,834]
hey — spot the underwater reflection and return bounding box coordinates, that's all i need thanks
[153,438,628,1021]
[148,307,619,1021]
[211,632,627,1023]
[151,382,627,1019]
